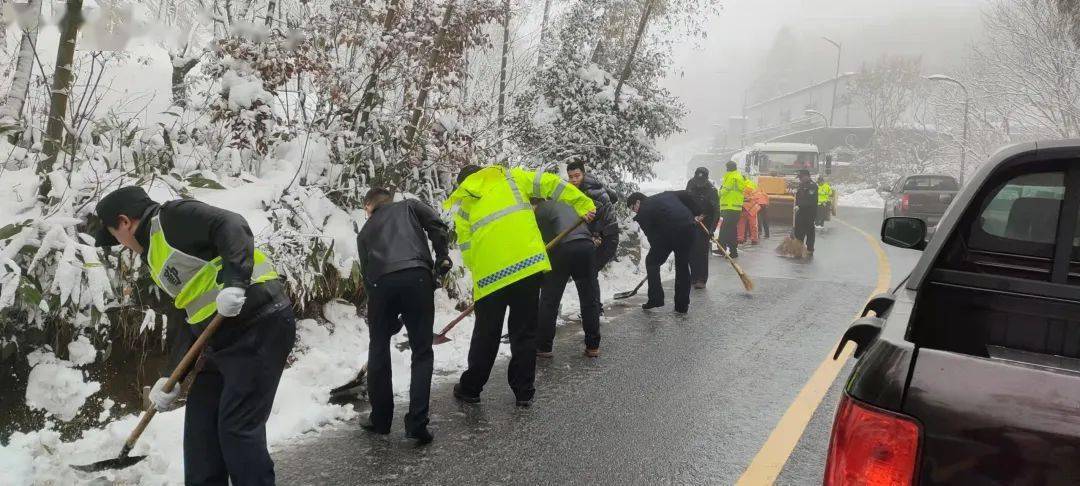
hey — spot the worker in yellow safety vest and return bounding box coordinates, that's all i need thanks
[717,161,748,258]
[817,176,834,227]
[445,164,595,407]
[94,186,294,485]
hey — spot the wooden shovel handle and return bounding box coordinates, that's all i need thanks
[436,216,588,339]
[123,314,226,451]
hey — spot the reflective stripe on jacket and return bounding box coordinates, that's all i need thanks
[445,166,595,301]
[719,170,747,211]
[147,216,278,323]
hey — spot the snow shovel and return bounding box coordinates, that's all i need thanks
[614,277,647,300]
[433,216,589,345]
[698,220,754,292]
[72,314,227,473]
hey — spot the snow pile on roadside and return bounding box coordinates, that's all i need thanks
[0,301,368,485]
[23,350,101,422]
[839,188,885,208]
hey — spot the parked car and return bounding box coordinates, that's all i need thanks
[825,140,1080,485]
[880,174,960,227]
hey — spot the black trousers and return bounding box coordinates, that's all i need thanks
[816,203,830,226]
[589,233,619,314]
[459,273,543,401]
[185,307,297,486]
[366,268,434,434]
[538,239,601,352]
[645,225,694,312]
[689,216,716,285]
[759,205,770,237]
[719,209,742,257]
[794,209,816,252]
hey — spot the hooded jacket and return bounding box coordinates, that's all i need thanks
[685,171,719,222]
[578,174,620,237]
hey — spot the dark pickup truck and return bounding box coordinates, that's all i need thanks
[881,175,959,228]
[825,140,1080,485]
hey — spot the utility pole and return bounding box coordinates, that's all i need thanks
[926,74,970,185]
[822,36,841,127]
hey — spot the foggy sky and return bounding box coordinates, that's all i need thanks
[656,0,989,179]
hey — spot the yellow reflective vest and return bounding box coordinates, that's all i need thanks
[719,170,747,211]
[147,216,279,323]
[818,182,833,205]
[445,166,595,301]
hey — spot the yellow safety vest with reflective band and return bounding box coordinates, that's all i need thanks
[818,183,833,204]
[719,170,747,211]
[147,216,279,324]
[445,166,595,301]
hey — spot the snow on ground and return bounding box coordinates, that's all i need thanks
[0,249,657,485]
[23,350,101,422]
[839,188,885,209]
[66,336,97,366]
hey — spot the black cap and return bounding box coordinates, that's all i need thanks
[797,169,811,177]
[93,186,155,247]
[694,167,709,178]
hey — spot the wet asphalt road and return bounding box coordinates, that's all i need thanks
[273,207,921,485]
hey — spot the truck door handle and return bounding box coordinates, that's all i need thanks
[834,316,885,360]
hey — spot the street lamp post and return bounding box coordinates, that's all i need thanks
[926,74,970,185]
[822,36,842,126]
[804,109,829,127]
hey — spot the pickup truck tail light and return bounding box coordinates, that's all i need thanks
[900,194,910,213]
[824,395,920,486]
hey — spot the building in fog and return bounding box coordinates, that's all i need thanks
[739,73,868,144]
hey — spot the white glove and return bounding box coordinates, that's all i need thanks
[149,377,181,412]
[216,287,247,317]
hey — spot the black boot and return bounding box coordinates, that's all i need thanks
[360,418,390,435]
[453,383,480,404]
[642,301,664,310]
[406,427,435,445]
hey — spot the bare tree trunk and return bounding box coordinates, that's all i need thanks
[354,0,401,131]
[613,0,654,107]
[496,0,511,150]
[1,0,43,124]
[265,0,276,25]
[40,0,84,181]
[170,53,201,108]
[536,0,552,68]
[404,1,456,147]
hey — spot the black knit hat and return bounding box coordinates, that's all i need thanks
[93,186,155,247]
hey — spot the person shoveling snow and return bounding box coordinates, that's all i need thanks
[78,186,296,483]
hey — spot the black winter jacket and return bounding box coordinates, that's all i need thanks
[685,175,719,222]
[535,200,592,246]
[579,175,620,237]
[633,191,703,240]
[795,180,819,213]
[356,199,449,285]
[133,199,291,376]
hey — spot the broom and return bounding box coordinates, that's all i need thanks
[697,220,754,292]
[775,205,808,259]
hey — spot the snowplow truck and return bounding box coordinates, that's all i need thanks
[735,143,826,225]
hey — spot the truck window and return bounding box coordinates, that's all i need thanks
[903,176,959,191]
[970,171,1064,255]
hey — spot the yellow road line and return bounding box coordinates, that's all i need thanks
[735,217,892,485]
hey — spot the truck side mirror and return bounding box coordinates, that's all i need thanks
[881,217,927,250]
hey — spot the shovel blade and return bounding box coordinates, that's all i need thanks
[613,290,636,300]
[71,454,147,473]
[432,334,451,345]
